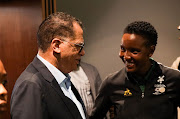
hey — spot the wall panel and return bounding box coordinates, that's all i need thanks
[0,0,42,118]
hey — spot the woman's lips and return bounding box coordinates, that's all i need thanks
[125,62,135,68]
[0,101,7,111]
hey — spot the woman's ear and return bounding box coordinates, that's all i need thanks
[51,38,62,53]
[149,45,155,57]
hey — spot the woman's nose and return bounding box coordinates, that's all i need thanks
[124,51,131,60]
[0,84,7,101]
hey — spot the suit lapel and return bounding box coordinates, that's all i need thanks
[71,83,87,116]
[51,79,82,119]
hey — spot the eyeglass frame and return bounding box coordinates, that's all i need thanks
[60,39,85,53]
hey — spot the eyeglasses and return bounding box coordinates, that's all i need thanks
[61,39,85,53]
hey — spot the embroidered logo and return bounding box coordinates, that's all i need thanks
[124,88,132,96]
[153,75,166,95]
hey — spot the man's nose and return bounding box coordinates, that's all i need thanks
[0,84,7,101]
[79,48,85,56]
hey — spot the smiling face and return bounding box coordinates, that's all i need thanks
[58,22,85,73]
[119,33,154,76]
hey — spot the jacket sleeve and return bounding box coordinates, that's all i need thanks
[94,67,102,97]
[10,80,46,119]
[89,78,112,119]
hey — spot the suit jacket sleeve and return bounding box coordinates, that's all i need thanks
[11,80,47,119]
[92,65,102,97]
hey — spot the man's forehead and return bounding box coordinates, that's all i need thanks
[72,22,84,43]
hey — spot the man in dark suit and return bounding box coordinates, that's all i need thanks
[10,12,86,119]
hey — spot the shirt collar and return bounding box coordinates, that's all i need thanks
[37,54,69,85]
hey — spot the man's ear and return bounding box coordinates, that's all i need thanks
[149,45,155,57]
[51,38,62,53]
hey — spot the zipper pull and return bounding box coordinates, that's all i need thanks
[142,92,144,98]
[139,85,145,98]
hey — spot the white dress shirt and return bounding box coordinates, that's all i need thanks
[37,54,86,119]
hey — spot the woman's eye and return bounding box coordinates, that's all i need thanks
[131,49,140,54]
[2,80,7,86]
[120,47,125,52]
[132,51,139,54]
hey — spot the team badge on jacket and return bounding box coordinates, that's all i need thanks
[153,75,166,95]
[124,88,132,96]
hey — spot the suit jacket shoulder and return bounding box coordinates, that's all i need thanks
[11,57,83,119]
